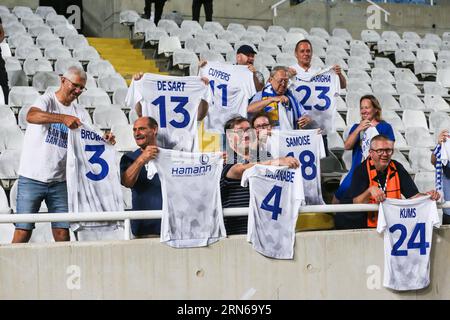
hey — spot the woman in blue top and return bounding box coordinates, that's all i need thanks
[333,94,395,204]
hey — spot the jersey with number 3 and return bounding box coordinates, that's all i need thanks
[199,61,256,133]
[267,129,326,205]
[242,165,304,259]
[125,73,212,151]
[67,122,124,231]
[290,66,340,135]
[377,196,441,291]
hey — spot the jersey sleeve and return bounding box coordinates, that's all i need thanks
[376,202,387,233]
[430,201,442,228]
[125,79,143,111]
[240,166,255,188]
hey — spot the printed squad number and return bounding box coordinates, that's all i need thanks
[261,186,283,221]
[287,150,317,181]
[209,80,228,107]
[296,85,331,111]
[85,145,109,181]
[151,96,190,128]
[389,223,430,256]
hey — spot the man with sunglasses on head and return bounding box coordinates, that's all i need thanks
[338,134,440,229]
[12,66,115,243]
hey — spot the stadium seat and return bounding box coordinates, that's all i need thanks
[402,109,428,129]
[416,48,436,63]
[374,57,397,72]
[0,150,21,182]
[4,21,26,37]
[240,31,263,46]
[172,48,199,70]
[259,42,282,57]
[18,104,32,130]
[394,49,416,66]
[420,40,440,54]
[384,110,405,132]
[423,81,449,96]
[392,150,414,174]
[133,18,156,36]
[111,124,135,152]
[35,6,57,19]
[424,94,450,112]
[227,23,247,38]
[46,14,69,29]
[93,106,129,129]
[194,30,217,45]
[180,20,203,35]
[311,56,325,69]
[414,171,435,193]
[334,113,347,131]
[335,95,347,111]
[382,31,401,43]
[329,36,350,50]
[157,19,180,35]
[64,34,89,50]
[254,52,276,70]
[203,21,225,36]
[157,36,182,57]
[437,69,450,88]
[327,131,345,150]
[44,46,72,61]
[54,58,83,75]
[248,25,267,37]
[332,28,352,42]
[0,106,17,128]
[409,147,435,172]
[398,39,419,52]
[210,39,234,55]
[372,80,397,95]
[15,45,43,60]
[414,60,437,78]
[395,68,419,83]
[184,38,209,54]
[268,25,287,38]
[327,45,349,59]
[402,31,421,44]
[345,107,361,128]
[289,27,309,37]
[86,73,99,90]
[113,87,130,107]
[371,67,395,83]
[122,185,132,210]
[285,33,305,45]
[19,15,45,30]
[347,56,370,70]
[405,127,434,148]
[128,108,139,124]
[87,60,116,78]
[78,88,112,107]
[377,39,398,55]
[310,27,330,41]
[429,111,450,133]
[53,24,78,39]
[32,71,61,92]
[437,58,450,70]
[7,33,34,49]
[199,50,225,63]
[397,81,421,95]
[169,28,194,44]
[346,80,371,94]
[341,150,352,171]
[119,10,140,25]
[439,50,450,60]
[12,6,33,19]
[28,25,52,38]
[8,87,40,107]
[325,55,348,69]
[424,33,442,46]
[0,124,23,152]
[36,33,62,49]
[23,58,53,76]
[97,73,128,94]
[217,31,240,45]
[145,27,168,45]
[72,46,101,63]
[392,129,408,149]
[276,53,297,67]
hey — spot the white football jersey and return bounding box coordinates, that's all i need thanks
[199,61,256,133]
[242,165,304,259]
[149,148,226,248]
[267,129,326,205]
[67,122,124,233]
[290,66,341,135]
[361,126,380,160]
[439,139,450,166]
[125,73,212,151]
[378,196,441,291]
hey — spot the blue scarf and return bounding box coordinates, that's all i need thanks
[261,83,302,129]
[433,144,443,194]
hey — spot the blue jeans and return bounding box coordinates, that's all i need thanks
[15,176,70,230]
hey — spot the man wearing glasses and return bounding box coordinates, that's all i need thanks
[247,66,312,131]
[341,134,440,229]
[12,66,114,243]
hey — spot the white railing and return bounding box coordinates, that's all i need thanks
[271,0,289,17]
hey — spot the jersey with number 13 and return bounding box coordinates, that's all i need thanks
[126,73,212,152]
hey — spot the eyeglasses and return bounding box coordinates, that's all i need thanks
[254,123,271,130]
[64,77,86,91]
[370,148,394,155]
[272,78,289,85]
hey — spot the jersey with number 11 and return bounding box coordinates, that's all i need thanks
[267,129,326,205]
[378,196,440,291]
[126,73,212,152]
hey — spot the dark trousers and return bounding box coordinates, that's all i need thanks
[192,0,213,22]
[444,214,450,225]
[144,0,166,25]
[0,55,8,105]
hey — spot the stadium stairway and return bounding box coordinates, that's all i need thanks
[87,37,166,85]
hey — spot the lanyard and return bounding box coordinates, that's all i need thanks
[376,173,387,194]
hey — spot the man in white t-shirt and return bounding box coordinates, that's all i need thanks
[12,66,114,244]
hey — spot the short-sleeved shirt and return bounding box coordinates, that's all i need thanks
[347,159,419,201]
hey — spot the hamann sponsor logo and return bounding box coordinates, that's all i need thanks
[172,165,212,176]
[400,207,416,218]
[265,170,295,183]
[310,74,331,83]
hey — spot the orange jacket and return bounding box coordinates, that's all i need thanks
[366,158,401,227]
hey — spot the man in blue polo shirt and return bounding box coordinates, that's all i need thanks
[120,117,162,238]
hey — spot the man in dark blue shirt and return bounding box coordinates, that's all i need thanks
[120,117,162,237]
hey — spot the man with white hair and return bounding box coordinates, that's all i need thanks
[12,66,114,243]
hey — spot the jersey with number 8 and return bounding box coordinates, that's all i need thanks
[377,196,441,291]
[267,129,326,205]
[125,73,212,152]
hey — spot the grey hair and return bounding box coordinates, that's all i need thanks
[269,66,289,78]
[63,66,87,81]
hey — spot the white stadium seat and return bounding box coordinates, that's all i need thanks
[157,36,182,57]
[119,10,140,25]
[8,86,40,107]
[78,88,112,107]
[97,73,128,94]
[371,67,395,84]
[172,49,199,69]
[423,81,448,96]
[409,147,435,172]
[87,60,116,78]
[383,111,405,133]
[402,109,428,129]
[23,58,53,76]
[0,106,17,128]
[396,81,420,96]
[429,111,450,133]
[93,106,129,129]
[405,127,434,148]
[394,68,419,83]
[424,94,450,112]
[55,58,83,75]
[203,21,225,35]
[32,71,61,92]
[414,171,436,193]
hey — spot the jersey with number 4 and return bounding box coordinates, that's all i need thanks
[199,61,256,133]
[149,148,226,248]
[125,73,212,151]
[67,122,124,232]
[290,66,340,135]
[242,165,304,259]
[377,196,441,291]
[267,129,326,205]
